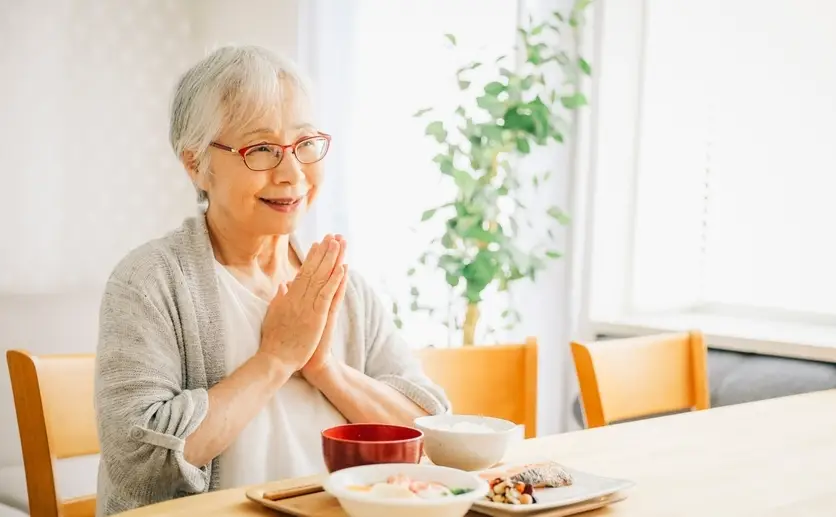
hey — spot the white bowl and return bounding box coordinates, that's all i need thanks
[414,414,519,471]
[323,463,488,517]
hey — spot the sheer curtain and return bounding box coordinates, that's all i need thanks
[301,0,522,347]
[301,0,587,433]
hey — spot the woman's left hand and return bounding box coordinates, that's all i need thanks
[302,236,348,380]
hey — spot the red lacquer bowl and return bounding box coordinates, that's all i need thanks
[321,423,424,473]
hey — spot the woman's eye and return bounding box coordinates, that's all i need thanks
[247,145,276,155]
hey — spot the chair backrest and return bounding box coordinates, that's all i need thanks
[6,350,98,517]
[416,337,538,438]
[571,331,709,428]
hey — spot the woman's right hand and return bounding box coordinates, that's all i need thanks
[257,235,346,371]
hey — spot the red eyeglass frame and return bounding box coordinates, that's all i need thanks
[209,132,332,170]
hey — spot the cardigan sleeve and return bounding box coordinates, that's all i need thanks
[352,272,452,415]
[94,277,210,509]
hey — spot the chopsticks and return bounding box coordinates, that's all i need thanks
[263,483,324,501]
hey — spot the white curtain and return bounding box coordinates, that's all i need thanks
[299,0,522,347]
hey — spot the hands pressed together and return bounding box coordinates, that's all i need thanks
[257,234,348,381]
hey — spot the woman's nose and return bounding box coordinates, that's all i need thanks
[271,152,305,185]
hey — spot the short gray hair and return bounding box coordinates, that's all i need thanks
[169,45,312,205]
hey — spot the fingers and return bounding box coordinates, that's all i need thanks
[297,237,329,279]
[312,237,341,286]
[313,261,347,314]
[332,235,346,276]
[329,265,348,316]
[320,266,348,338]
[267,282,289,311]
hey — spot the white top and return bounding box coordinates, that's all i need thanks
[214,261,348,489]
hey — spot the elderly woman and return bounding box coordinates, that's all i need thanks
[93,45,449,516]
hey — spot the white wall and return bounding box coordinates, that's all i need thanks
[0,0,305,470]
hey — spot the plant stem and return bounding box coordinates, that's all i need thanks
[463,302,480,346]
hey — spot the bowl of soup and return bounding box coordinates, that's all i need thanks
[323,463,488,517]
[322,423,424,473]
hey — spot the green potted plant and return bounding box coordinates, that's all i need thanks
[397,1,593,346]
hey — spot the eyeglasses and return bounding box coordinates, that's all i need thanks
[209,133,332,171]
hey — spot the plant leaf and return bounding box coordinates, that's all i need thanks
[421,208,437,222]
[545,250,562,259]
[516,137,531,154]
[476,94,506,118]
[433,154,454,175]
[425,120,447,142]
[412,107,432,117]
[458,79,471,90]
[444,33,457,46]
[451,169,477,197]
[576,0,593,11]
[578,57,592,75]
[560,93,588,109]
[484,81,506,96]
[482,125,504,144]
[547,206,572,224]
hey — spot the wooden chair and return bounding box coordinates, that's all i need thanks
[416,337,538,438]
[6,350,98,517]
[571,331,709,428]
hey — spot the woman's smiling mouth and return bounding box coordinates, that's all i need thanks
[259,194,306,213]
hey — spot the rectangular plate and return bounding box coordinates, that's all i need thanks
[472,463,635,514]
[470,492,629,517]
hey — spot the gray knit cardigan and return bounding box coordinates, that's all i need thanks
[93,215,450,516]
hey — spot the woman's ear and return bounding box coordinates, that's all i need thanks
[182,150,209,192]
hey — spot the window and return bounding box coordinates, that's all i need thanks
[583,0,836,360]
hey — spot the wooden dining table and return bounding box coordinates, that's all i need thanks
[116,389,836,517]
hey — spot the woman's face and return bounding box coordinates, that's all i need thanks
[194,84,325,237]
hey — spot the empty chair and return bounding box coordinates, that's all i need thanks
[416,338,538,438]
[6,350,97,517]
[571,331,709,428]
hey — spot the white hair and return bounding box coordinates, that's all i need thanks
[169,45,313,204]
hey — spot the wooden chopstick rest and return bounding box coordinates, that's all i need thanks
[263,483,324,501]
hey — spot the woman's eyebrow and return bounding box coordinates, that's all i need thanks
[241,127,275,138]
[241,124,316,138]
